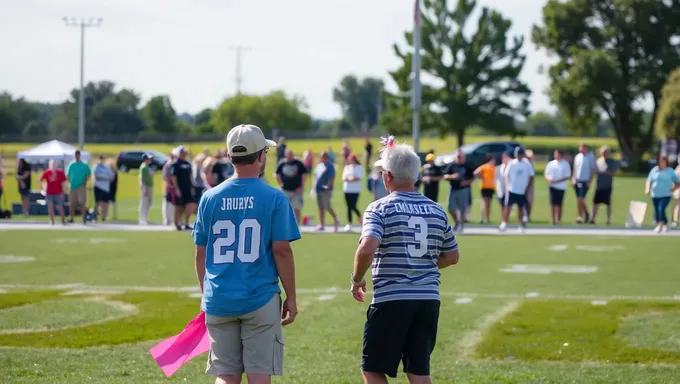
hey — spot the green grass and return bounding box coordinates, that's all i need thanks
[0,230,679,383]
[477,301,680,363]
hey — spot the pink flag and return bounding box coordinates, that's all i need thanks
[150,311,211,377]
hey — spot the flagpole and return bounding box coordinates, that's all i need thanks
[412,0,422,153]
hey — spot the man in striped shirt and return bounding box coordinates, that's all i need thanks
[350,141,460,383]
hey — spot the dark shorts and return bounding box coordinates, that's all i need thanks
[19,187,30,196]
[362,300,440,378]
[549,187,565,206]
[498,196,507,208]
[481,188,495,199]
[593,188,612,205]
[574,182,589,199]
[505,192,526,209]
[170,188,196,207]
[94,187,110,203]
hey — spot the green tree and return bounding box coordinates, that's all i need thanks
[50,81,145,137]
[532,0,680,161]
[0,92,49,137]
[332,75,385,131]
[520,111,567,137]
[655,67,680,140]
[211,91,312,136]
[383,0,530,145]
[143,95,178,134]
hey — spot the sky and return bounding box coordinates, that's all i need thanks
[0,0,554,120]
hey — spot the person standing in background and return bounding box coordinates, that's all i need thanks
[500,148,534,233]
[421,153,443,202]
[275,148,308,225]
[342,153,364,231]
[139,153,154,225]
[474,154,497,224]
[303,148,314,172]
[673,163,680,228]
[523,150,536,222]
[192,153,207,203]
[342,140,351,165]
[16,158,32,216]
[495,151,511,217]
[211,151,227,187]
[371,165,389,201]
[364,138,373,173]
[544,150,571,225]
[276,136,287,164]
[107,159,119,220]
[170,146,196,231]
[572,143,597,223]
[313,152,339,232]
[93,155,114,222]
[443,149,474,233]
[161,151,177,226]
[40,160,67,225]
[591,146,617,225]
[66,150,91,224]
[327,146,336,164]
[645,155,680,233]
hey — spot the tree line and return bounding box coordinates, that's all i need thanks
[2,0,680,163]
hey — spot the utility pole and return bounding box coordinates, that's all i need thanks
[229,45,251,94]
[63,17,102,150]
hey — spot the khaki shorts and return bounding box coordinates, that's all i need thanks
[284,190,303,211]
[316,190,332,210]
[69,186,87,207]
[205,294,284,376]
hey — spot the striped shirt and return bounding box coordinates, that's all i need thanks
[360,191,458,304]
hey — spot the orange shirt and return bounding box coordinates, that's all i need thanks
[479,164,496,190]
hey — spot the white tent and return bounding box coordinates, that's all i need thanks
[17,140,91,163]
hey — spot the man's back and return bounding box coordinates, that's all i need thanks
[362,191,458,304]
[507,158,533,194]
[193,177,300,317]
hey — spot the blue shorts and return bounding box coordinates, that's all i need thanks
[448,188,470,213]
[574,182,589,199]
[505,192,526,209]
[45,194,64,206]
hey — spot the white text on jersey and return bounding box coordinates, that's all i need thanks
[394,202,434,215]
[221,197,255,211]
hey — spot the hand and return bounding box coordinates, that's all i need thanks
[351,279,366,302]
[572,179,576,185]
[645,189,650,195]
[175,188,182,198]
[422,176,430,183]
[586,181,591,188]
[281,297,298,326]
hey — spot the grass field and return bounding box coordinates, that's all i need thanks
[0,229,679,383]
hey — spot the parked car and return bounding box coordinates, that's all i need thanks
[116,150,169,172]
[434,141,524,169]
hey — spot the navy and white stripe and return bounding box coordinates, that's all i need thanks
[360,191,458,304]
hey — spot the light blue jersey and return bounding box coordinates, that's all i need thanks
[361,191,458,304]
[647,166,680,198]
[193,177,301,317]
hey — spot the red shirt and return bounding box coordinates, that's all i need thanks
[40,169,66,195]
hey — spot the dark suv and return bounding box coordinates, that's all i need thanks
[434,141,523,169]
[116,150,169,172]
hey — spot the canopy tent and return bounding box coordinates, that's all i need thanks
[17,140,91,163]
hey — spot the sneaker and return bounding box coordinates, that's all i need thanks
[654,224,663,233]
[661,225,669,233]
[671,222,678,228]
[518,225,526,234]
[343,224,352,232]
[176,225,183,231]
[576,217,584,224]
[522,215,529,223]
[499,222,507,232]
[458,225,464,234]
[183,225,193,231]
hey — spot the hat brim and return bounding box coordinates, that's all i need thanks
[265,139,277,148]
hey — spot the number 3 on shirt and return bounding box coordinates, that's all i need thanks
[212,219,262,264]
[407,216,428,257]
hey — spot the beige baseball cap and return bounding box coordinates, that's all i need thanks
[226,124,277,157]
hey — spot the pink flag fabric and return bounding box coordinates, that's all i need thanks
[150,311,211,377]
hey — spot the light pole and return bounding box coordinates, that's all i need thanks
[229,45,251,94]
[63,17,102,149]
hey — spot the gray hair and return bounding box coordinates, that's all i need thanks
[380,143,420,184]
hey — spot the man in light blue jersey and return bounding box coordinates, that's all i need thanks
[350,140,461,384]
[193,124,300,384]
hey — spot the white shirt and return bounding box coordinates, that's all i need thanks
[545,159,572,190]
[495,163,507,198]
[505,158,534,195]
[342,164,364,193]
[573,152,596,181]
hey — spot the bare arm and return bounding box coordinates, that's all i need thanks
[273,241,296,300]
[352,237,378,283]
[195,246,206,292]
[645,181,651,195]
[437,250,459,269]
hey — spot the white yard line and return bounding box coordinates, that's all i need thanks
[459,301,520,360]
[1,221,679,237]
[0,284,678,302]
